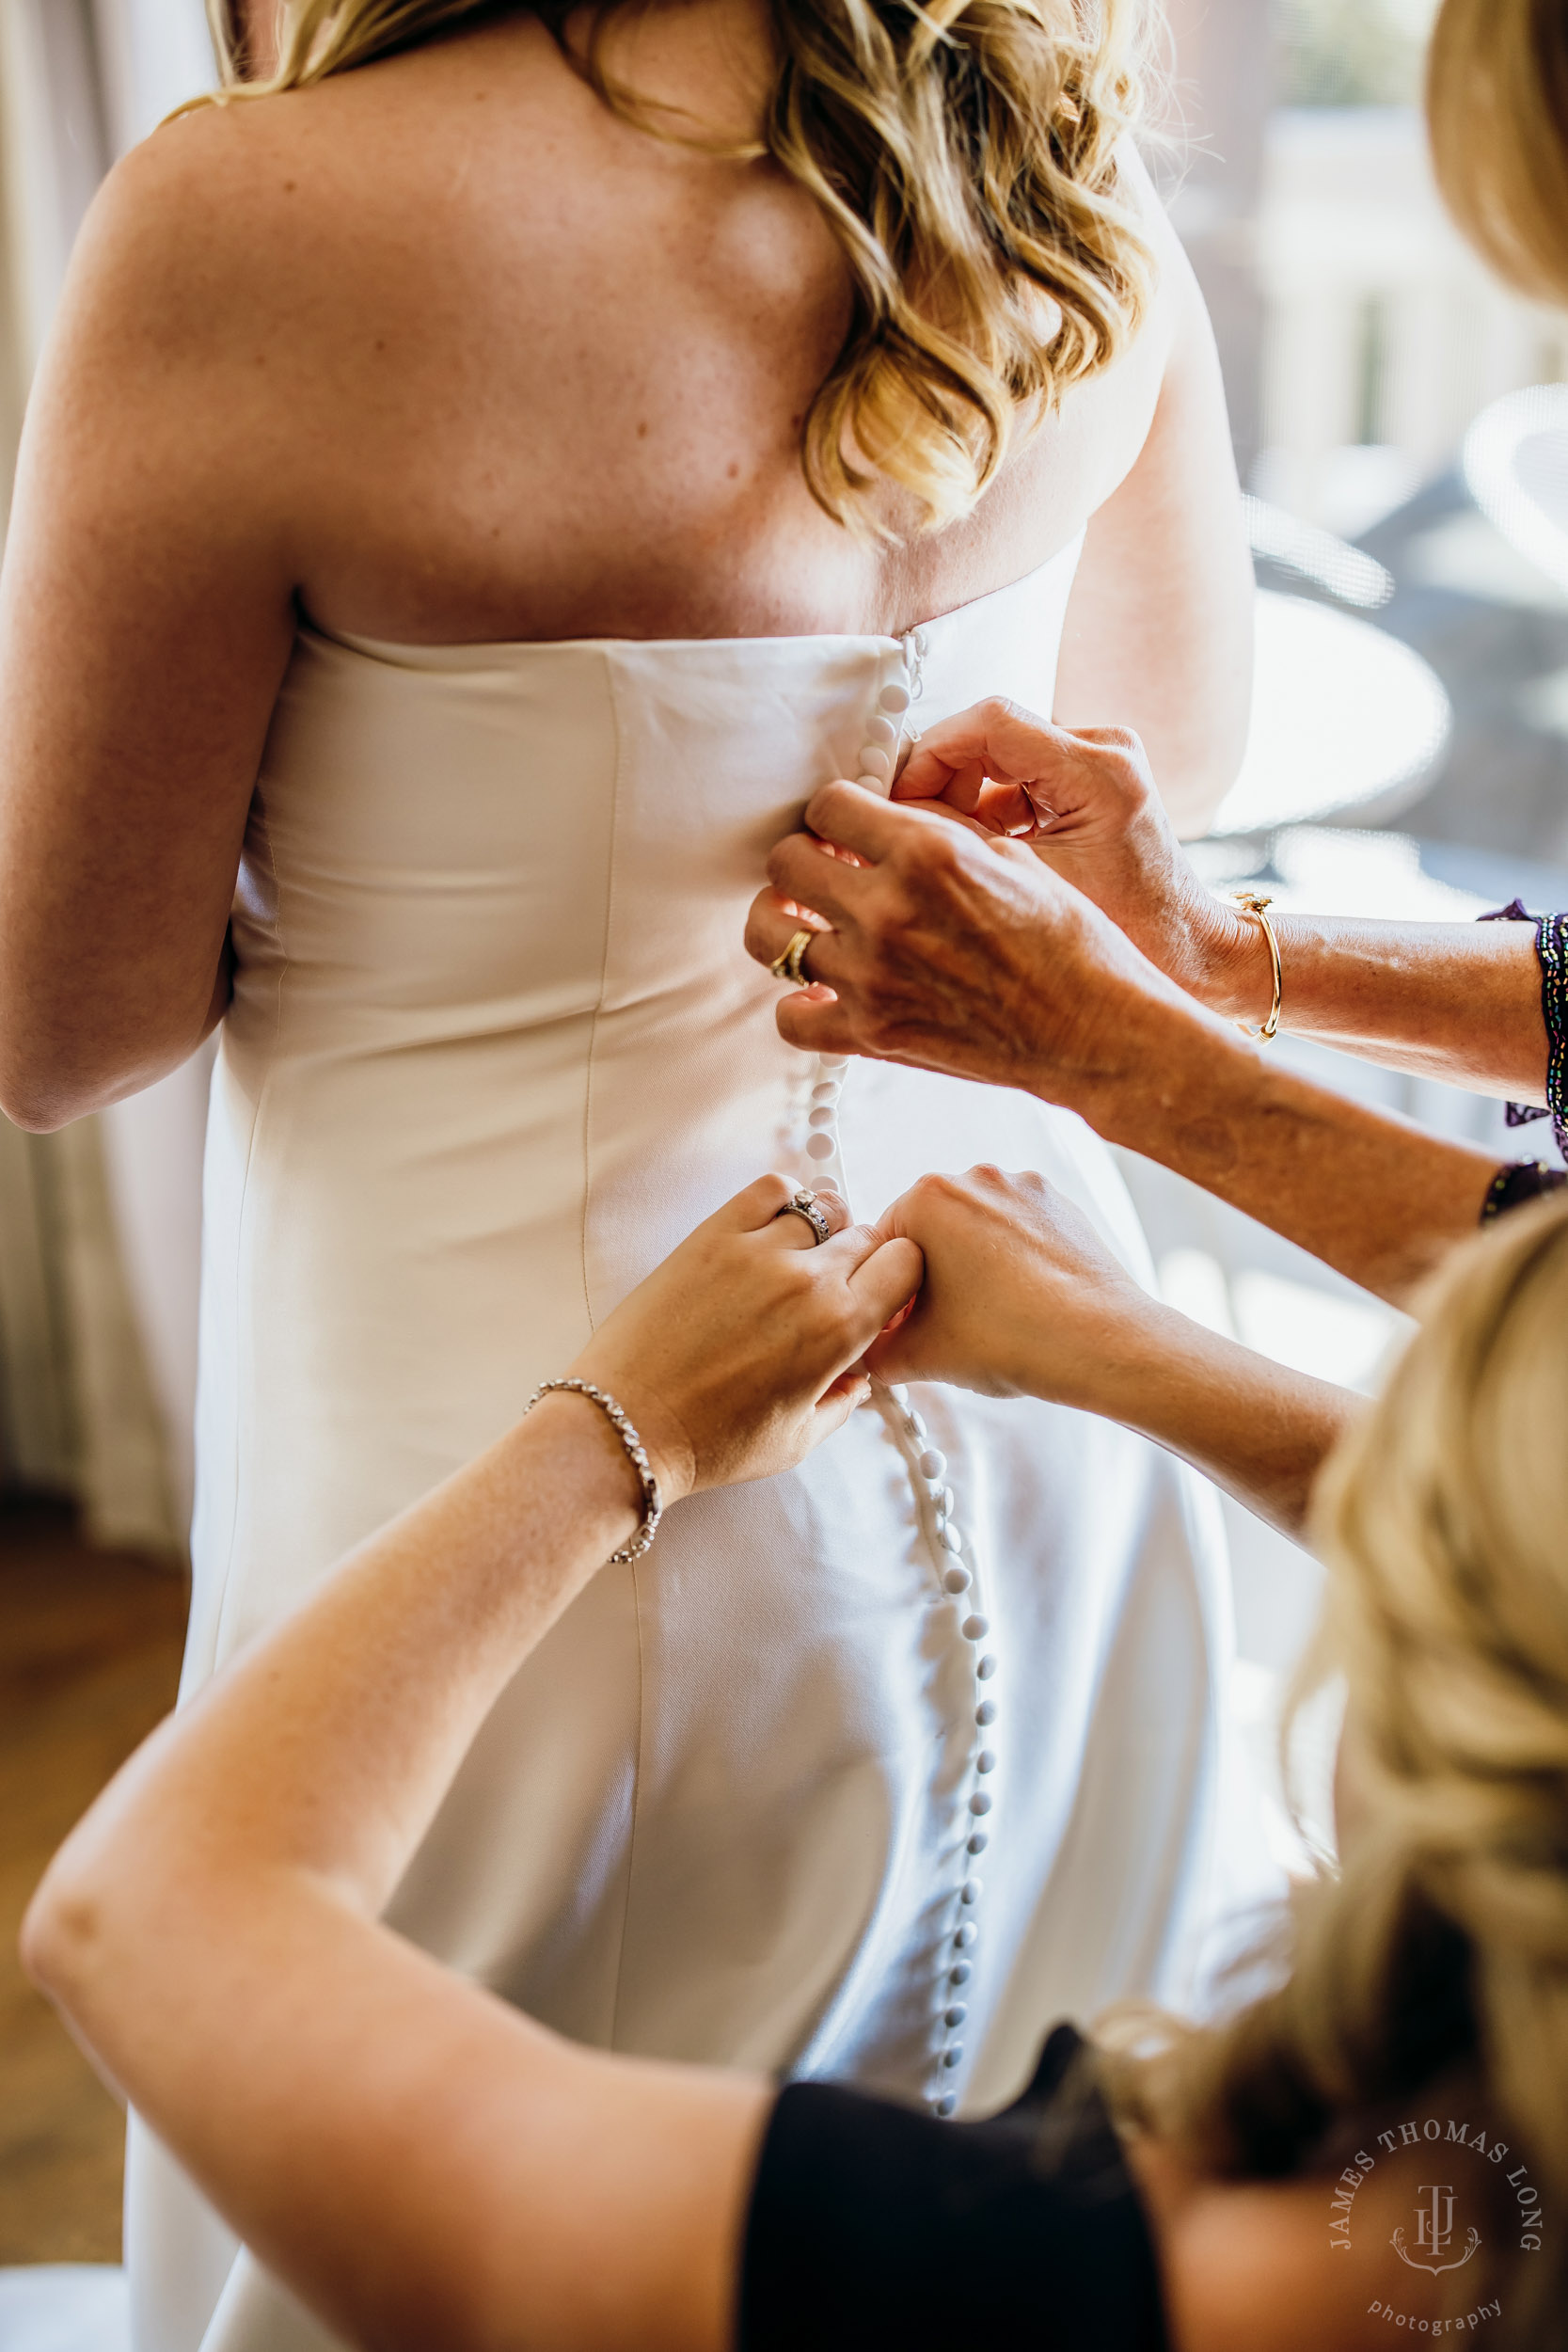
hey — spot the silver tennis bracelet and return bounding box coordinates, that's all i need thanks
[525,1377,663,1562]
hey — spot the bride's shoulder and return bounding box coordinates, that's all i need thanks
[62,31,646,421]
[54,42,556,404]
[1112,139,1196,358]
[62,89,365,371]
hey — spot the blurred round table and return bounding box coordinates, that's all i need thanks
[1209,591,1452,837]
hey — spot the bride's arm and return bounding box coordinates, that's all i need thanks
[24,1177,922,2352]
[1053,152,1254,840]
[0,115,303,1131]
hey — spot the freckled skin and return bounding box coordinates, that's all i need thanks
[0,0,1249,1132]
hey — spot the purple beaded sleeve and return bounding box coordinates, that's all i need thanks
[1540,910,1568,1154]
[1480,899,1568,1156]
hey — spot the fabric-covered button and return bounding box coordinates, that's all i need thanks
[942,1565,971,1595]
[954,1921,977,1949]
[961,1613,988,1641]
[949,1961,972,1987]
[935,2092,957,2118]
[975,1750,996,1775]
[918,1448,945,1481]
[879,683,911,713]
[807,1104,835,1129]
[966,1831,988,1855]
[806,1132,836,1160]
[976,1654,998,1679]
[811,1079,839,1104]
[858,746,893,783]
[975,1700,997,1726]
[960,1878,981,1904]
[941,1526,964,1555]
[942,2045,963,2069]
[865,714,898,749]
[968,1790,992,1816]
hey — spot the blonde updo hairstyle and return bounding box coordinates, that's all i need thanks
[1106,1198,1568,2344]
[200,0,1155,534]
[1429,0,1568,307]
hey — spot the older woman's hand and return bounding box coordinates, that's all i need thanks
[893,699,1263,1016]
[571,1173,923,1500]
[743,779,1198,1104]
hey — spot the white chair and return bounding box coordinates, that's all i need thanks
[1463,381,1568,593]
[0,2265,130,2352]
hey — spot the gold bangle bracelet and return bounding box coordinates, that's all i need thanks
[1233,891,1283,1043]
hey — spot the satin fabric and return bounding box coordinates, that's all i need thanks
[129,537,1275,2352]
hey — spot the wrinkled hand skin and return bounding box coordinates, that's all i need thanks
[744,777,1204,1109]
[893,699,1259,1015]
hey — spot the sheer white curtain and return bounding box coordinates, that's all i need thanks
[94,0,217,154]
[0,0,215,1549]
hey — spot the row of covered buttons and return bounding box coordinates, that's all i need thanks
[800,668,911,1183]
[854,680,911,796]
[804,1058,847,1169]
[885,1387,1000,2118]
[814,641,995,2115]
[854,639,1000,2120]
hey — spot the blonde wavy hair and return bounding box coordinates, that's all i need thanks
[1106,1198,1568,2344]
[199,0,1155,533]
[1429,0,1568,306]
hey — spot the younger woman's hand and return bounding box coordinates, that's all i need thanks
[571,1173,923,1501]
[894,700,1265,1021]
[866,1165,1153,1409]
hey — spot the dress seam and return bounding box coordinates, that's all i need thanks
[594,646,645,2053]
[209,787,288,1672]
[578,652,619,1336]
[610,1559,649,2055]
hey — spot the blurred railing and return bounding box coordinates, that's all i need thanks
[1253,108,1568,536]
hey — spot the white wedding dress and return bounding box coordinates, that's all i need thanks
[130,534,1276,2352]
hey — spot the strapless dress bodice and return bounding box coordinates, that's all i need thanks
[142,537,1275,2352]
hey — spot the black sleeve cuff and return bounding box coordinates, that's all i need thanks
[1481,1162,1568,1224]
[737,2030,1165,2351]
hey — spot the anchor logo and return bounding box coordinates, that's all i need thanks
[1392,2185,1481,2276]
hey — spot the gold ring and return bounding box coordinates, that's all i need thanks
[768,929,816,988]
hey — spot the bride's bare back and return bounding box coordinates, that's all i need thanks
[0,1,1249,1129]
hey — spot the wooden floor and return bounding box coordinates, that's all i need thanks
[0,1496,187,2263]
